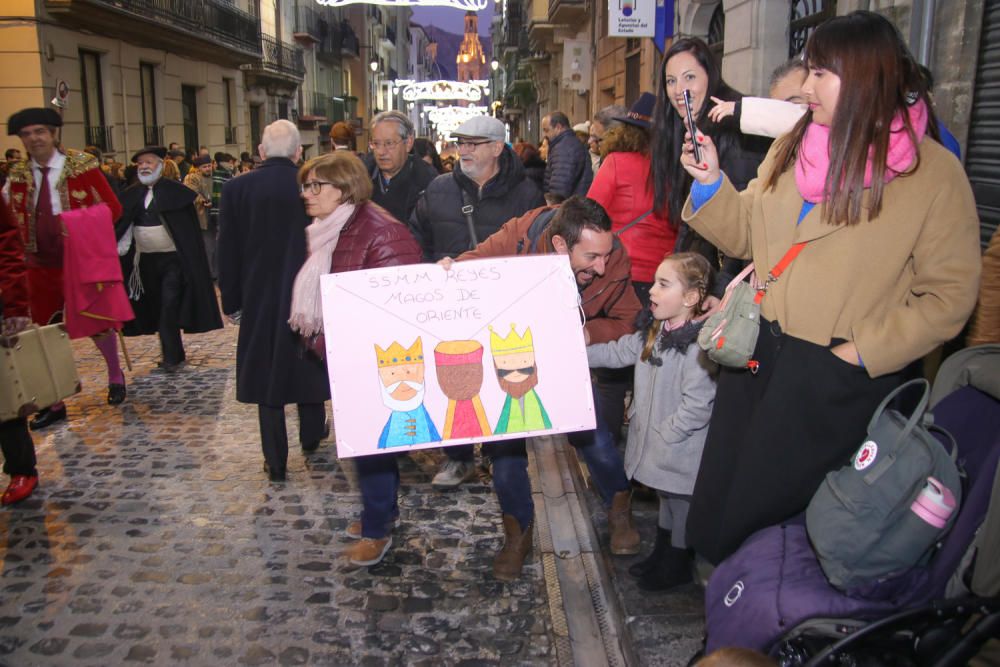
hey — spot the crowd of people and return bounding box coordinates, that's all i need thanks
[1,10,995,662]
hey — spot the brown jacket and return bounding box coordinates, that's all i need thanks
[458,205,641,344]
[683,138,981,377]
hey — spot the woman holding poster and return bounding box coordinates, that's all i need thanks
[289,151,422,567]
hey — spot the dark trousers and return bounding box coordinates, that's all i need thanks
[687,319,902,565]
[202,219,218,280]
[356,453,400,539]
[140,252,185,366]
[257,403,327,471]
[0,418,36,478]
[487,386,630,531]
[444,444,475,462]
[592,368,631,448]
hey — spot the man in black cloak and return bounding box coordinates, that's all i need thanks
[116,146,222,371]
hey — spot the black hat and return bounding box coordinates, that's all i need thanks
[131,146,167,162]
[7,107,63,135]
[192,155,212,167]
[614,92,656,130]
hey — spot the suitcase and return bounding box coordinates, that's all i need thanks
[0,323,81,421]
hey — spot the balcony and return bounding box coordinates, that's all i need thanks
[242,35,306,85]
[317,20,360,62]
[299,92,331,122]
[548,0,587,25]
[293,4,321,44]
[380,25,396,49]
[86,125,113,153]
[224,126,238,144]
[142,125,163,146]
[45,0,262,66]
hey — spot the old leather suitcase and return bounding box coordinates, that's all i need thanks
[0,323,81,421]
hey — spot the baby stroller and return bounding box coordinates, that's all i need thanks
[701,345,1000,665]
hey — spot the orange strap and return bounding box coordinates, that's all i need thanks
[753,242,807,304]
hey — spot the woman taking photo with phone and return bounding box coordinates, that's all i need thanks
[650,37,770,295]
[679,11,981,565]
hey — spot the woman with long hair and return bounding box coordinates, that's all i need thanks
[587,93,676,304]
[650,37,770,294]
[679,11,981,565]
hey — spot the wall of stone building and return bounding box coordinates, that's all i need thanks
[20,24,246,159]
[0,2,47,154]
[928,0,984,153]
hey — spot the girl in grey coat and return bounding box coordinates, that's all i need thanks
[587,252,717,591]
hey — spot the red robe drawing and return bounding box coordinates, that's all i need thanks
[434,340,492,440]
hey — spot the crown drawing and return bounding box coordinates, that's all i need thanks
[375,338,424,367]
[489,325,534,356]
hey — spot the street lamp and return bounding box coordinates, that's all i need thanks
[491,59,499,72]
[370,58,379,72]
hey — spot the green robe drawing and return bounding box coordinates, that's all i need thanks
[494,389,551,434]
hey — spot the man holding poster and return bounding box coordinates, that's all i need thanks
[445,195,643,580]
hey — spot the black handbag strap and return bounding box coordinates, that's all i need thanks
[460,189,479,249]
[614,208,652,237]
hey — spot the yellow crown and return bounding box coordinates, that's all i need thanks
[375,338,424,366]
[489,324,534,356]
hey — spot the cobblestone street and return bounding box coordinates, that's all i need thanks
[0,325,559,666]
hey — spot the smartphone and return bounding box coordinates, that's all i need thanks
[683,89,702,164]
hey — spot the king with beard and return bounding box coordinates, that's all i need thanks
[375,337,440,449]
[490,325,551,434]
[116,146,222,371]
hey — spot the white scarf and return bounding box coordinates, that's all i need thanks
[288,203,357,337]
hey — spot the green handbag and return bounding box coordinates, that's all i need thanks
[698,242,806,370]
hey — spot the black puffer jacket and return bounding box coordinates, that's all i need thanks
[544,129,593,200]
[408,147,544,261]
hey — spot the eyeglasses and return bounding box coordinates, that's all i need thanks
[369,139,403,151]
[300,181,335,195]
[496,366,535,378]
[455,139,492,150]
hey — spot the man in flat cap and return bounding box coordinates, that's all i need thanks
[409,115,542,490]
[183,154,216,276]
[116,146,222,371]
[3,107,128,429]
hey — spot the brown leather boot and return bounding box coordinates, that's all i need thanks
[608,490,641,555]
[493,514,533,581]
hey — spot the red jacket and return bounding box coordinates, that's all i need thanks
[0,203,28,318]
[458,206,641,344]
[331,201,422,272]
[587,151,676,284]
[5,149,122,259]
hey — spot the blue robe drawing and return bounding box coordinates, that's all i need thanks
[377,404,441,449]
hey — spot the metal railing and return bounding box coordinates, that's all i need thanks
[307,92,331,118]
[224,126,238,144]
[85,125,113,152]
[142,125,163,146]
[247,34,306,78]
[294,4,321,39]
[88,0,261,56]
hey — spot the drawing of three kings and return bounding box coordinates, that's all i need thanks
[375,324,551,449]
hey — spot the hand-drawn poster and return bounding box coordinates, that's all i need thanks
[320,255,595,458]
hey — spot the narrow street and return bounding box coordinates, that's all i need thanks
[0,323,704,666]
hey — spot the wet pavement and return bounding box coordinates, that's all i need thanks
[0,326,558,666]
[0,323,707,666]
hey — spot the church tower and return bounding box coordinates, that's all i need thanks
[456,11,486,83]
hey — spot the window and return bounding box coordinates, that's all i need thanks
[790,0,837,58]
[707,5,725,61]
[79,50,108,150]
[140,63,159,146]
[223,78,237,144]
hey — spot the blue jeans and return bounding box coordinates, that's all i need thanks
[488,386,629,531]
[355,453,399,539]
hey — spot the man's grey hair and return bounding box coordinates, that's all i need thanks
[260,119,300,159]
[769,57,807,90]
[593,105,627,129]
[372,110,414,141]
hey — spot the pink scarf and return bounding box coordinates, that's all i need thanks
[288,203,357,338]
[795,100,928,203]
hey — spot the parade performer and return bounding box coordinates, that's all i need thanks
[116,146,222,371]
[4,107,127,429]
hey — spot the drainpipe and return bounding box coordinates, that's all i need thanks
[917,0,936,66]
[119,40,130,157]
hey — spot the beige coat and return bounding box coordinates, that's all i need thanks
[682,139,981,378]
